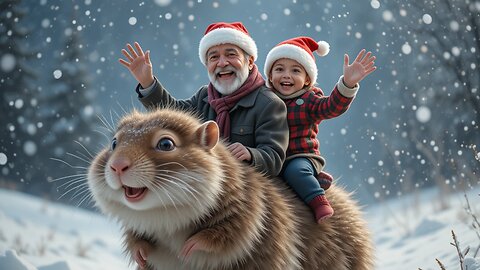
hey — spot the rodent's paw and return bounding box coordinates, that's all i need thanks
[133,240,152,269]
[179,234,210,261]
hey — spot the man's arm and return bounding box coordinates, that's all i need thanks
[135,77,201,111]
[247,92,289,177]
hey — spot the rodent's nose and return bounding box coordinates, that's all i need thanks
[110,158,131,174]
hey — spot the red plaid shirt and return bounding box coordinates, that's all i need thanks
[276,85,354,158]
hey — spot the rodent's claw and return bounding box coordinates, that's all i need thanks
[179,236,207,261]
[133,241,150,269]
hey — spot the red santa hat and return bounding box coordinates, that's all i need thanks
[198,22,258,66]
[264,36,330,87]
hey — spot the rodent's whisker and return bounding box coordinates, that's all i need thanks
[130,154,154,172]
[58,181,90,201]
[146,181,178,211]
[70,185,94,207]
[153,175,201,203]
[157,169,202,183]
[66,152,91,166]
[111,109,122,123]
[159,174,203,199]
[154,161,188,170]
[131,163,151,172]
[49,173,89,183]
[135,152,148,161]
[147,178,183,208]
[58,176,88,191]
[72,151,93,166]
[73,140,96,159]
[93,128,112,142]
[49,157,88,170]
[109,110,118,132]
[150,180,183,202]
[153,172,204,206]
[115,100,129,115]
[96,114,115,133]
[153,175,188,191]
[76,192,95,208]
[53,176,90,201]
[160,176,204,210]
[160,186,181,212]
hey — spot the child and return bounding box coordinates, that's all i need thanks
[264,36,376,223]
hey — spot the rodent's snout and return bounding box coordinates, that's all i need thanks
[110,157,131,175]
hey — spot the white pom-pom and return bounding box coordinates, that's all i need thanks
[316,41,330,56]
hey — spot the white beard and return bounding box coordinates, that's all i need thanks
[208,64,250,95]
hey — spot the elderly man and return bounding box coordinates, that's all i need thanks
[119,22,288,177]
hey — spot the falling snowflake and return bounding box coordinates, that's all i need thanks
[128,17,137,25]
[1,54,16,72]
[53,69,62,79]
[416,106,431,123]
[0,153,7,165]
[154,0,172,6]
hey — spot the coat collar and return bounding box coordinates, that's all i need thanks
[272,86,310,100]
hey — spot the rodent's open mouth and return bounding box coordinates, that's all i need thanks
[123,185,148,202]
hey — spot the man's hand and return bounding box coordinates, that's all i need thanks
[343,49,376,88]
[119,42,154,89]
[227,142,252,162]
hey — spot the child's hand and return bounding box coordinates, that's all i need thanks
[119,42,155,89]
[343,49,376,88]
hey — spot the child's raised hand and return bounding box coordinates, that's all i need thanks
[343,49,376,88]
[119,42,154,89]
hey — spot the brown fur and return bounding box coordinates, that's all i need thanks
[88,108,374,270]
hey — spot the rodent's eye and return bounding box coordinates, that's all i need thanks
[156,138,175,151]
[111,138,117,150]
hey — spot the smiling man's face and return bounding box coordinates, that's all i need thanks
[206,44,253,95]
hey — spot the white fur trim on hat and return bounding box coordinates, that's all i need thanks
[264,44,318,88]
[316,41,330,57]
[198,27,258,66]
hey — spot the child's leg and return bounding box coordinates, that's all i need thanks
[283,158,325,202]
[283,158,334,223]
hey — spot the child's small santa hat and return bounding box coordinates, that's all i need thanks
[198,22,258,66]
[264,36,330,87]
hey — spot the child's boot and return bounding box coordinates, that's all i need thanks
[308,195,334,223]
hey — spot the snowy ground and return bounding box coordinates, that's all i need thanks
[1,186,479,270]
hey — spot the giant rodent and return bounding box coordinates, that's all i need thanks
[88,108,374,270]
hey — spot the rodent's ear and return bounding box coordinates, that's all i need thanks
[196,121,219,150]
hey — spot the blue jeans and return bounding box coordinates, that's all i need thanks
[282,157,325,204]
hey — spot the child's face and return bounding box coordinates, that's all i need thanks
[269,58,310,96]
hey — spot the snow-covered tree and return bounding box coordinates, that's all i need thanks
[380,0,480,202]
[37,9,99,195]
[0,0,40,188]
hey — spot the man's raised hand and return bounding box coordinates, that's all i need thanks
[119,42,154,89]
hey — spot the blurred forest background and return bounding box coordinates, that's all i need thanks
[0,0,479,207]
